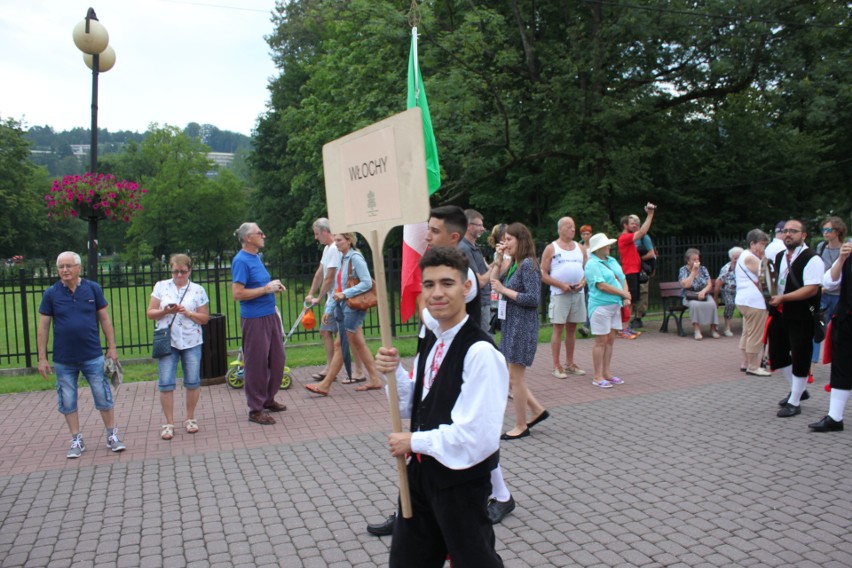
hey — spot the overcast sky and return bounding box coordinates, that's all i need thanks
[0,0,278,135]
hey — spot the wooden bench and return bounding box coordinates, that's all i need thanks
[659,281,687,336]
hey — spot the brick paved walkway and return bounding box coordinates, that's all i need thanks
[2,325,851,567]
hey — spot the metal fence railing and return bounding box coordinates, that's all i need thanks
[1,236,741,369]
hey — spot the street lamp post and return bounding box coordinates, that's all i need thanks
[72,7,116,284]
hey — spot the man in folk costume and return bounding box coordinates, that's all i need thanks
[375,246,507,567]
[367,206,516,537]
[809,239,852,432]
[768,220,825,417]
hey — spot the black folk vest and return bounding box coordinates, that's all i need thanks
[410,316,498,488]
[834,256,852,323]
[774,248,821,321]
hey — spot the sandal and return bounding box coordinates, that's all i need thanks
[184,419,199,434]
[161,424,174,440]
[305,384,329,396]
[341,376,367,385]
[248,411,276,425]
[355,384,383,392]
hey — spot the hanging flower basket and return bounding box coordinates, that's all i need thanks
[45,173,147,223]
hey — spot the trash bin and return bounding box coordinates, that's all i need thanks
[201,314,227,386]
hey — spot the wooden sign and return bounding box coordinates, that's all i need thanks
[322,107,432,518]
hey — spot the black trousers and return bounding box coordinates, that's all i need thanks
[830,316,852,390]
[768,314,813,377]
[389,460,503,568]
[625,272,640,304]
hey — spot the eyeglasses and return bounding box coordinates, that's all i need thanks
[780,228,803,234]
[172,269,190,275]
[822,227,835,234]
[249,231,266,238]
[470,222,484,228]
[57,264,79,270]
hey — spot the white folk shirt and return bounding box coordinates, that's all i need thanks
[151,280,210,349]
[391,315,509,470]
[777,245,824,293]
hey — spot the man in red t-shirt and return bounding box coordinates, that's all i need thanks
[617,203,657,337]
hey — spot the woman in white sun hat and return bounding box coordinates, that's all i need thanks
[583,233,632,388]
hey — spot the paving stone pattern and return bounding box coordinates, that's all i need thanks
[2,326,852,567]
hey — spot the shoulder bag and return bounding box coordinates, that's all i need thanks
[152,286,189,358]
[345,253,378,311]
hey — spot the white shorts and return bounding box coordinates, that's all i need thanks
[589,304,623,335]
[548,292,586,324]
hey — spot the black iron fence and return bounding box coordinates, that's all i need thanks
[1,235,741,369]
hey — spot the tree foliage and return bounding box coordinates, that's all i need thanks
[0,117,83,259]
[252,0,851,254]
[102,125,248,262]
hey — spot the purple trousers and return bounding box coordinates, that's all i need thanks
[241,313,286,413]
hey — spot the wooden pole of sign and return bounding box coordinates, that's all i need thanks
[322,107,430,520]
[366,229,412,519]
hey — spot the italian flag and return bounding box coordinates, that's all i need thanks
[400,26,441,322]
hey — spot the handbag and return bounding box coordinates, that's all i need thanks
[345,252,378,310]
[683,290,704,301]
[811,305,827,343]
[151,286,189,358]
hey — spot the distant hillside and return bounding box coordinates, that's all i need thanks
[26,123,252,177]
[25,122,251,154]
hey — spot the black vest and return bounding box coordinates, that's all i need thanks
[774,248,821,321]
[410,316,498,488]
[834,256,852,323]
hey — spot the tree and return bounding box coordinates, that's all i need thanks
[106,125,248,261]
[252,0,851,249]
[0,117,84,259]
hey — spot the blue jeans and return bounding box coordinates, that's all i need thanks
[55,356,113,414]
[157,344,202,392]
[812,294,841,363]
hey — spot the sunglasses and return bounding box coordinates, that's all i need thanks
[822,227,835,234]
[172,269,190,275]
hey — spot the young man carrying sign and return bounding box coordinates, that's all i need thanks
[375,246,507,567]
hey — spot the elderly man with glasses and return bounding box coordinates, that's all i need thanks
[232,222,288,425]
[37,251,126,458]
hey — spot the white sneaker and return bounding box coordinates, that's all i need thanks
[67,435,85,459]
[723,329,734,337]
[694,330,703,341]
[565,363,586,376]
[746,367,772,377]
[711,331,721,339]
[107,429,126,452]
[552,368,569,379]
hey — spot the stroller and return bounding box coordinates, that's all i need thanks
[226,302,314,390]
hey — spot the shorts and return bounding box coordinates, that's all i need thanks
[157,344,202,392]
[319,316,338,333]
[343,306,367,333]
[548,292,586,324]
[589,304,623,336]
[55,355,114,414]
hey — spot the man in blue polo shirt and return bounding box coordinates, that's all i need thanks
[232,222,288,425]
[37,251,126,458]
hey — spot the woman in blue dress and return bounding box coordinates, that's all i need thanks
[490,223,548,440]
